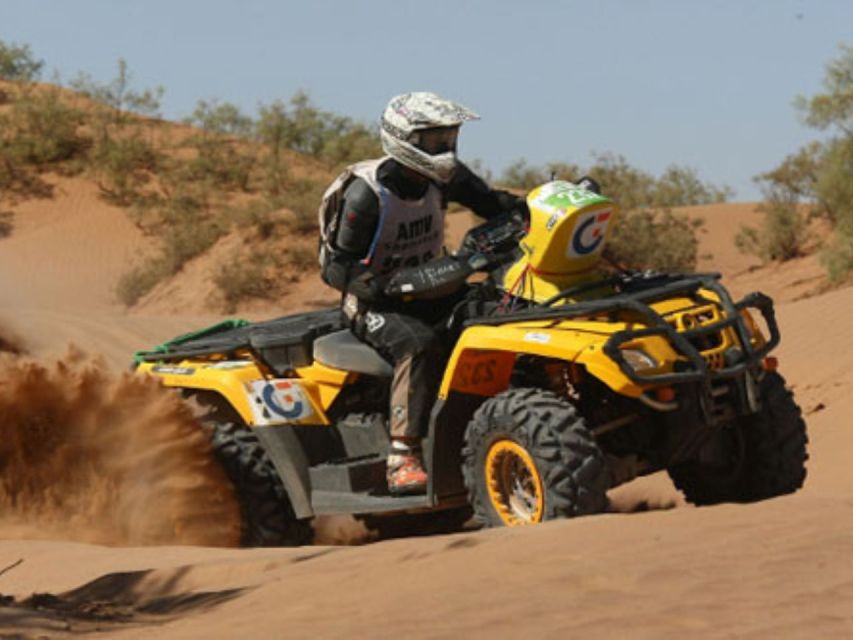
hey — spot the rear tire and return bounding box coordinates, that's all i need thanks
[668,371,808,505]
[462,388,609,527]
[208,420,314,546]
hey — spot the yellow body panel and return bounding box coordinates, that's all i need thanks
[137,359,351,426]
[137,360,263,424]
[440,290,747,400]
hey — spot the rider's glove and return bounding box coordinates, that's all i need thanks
[347,270,385,302]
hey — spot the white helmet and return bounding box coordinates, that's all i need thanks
[380,92,479,184]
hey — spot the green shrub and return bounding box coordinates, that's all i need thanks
[3,86,84,165]
[183,100,256,191]
[115,259,171,306]
[653,165,733,207]
[607,209,703,272]
[115,219,225,306]
[283,178,325,234]
[255,100,290,196]
[89,134,159,205]
[255,92,380,168]
[498,153,730,211]
[70,59,165,205]
[744,44,853,277]
[161,219,225,270]
[213,254,274,313]
[0,40,43,82]
[232,198,290,240]
[70,58,163,125]
[821,234,853,284]
[499,160,581,190]
[282,243,316,266]
[735,197,807,262]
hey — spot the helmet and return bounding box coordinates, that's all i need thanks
[380,92,479,184]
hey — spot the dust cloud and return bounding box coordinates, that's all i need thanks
[0,348,241,547]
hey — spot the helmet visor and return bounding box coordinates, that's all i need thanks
[409,126,459,155]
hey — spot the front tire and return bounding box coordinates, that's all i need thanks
[668,371,808,505]
[462,388,609,527]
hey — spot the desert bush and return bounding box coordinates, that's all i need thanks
[818,139,853,280]
[161,219,225,269]
[499,160,581,190]
[0,40,43,82]
[183,100,256,191]
[607,209,704,272]
[212,241,316,311]
[2,85,84,165]
[116,218,225,306]
[735,196,807,262]
[283,178,325,234]
[70,58,163,126]
[814,138,853,225]
[498,153,724,272]
[213,254,275,312]
[822,234,853,284]
[745,44,853,278]
[232,198,290,240]
[116,259,171,306]
[653,165,733,207]
[735,147,814,262]
[584,153,658,209]
[498,153,729,211]
[282,243,316,266]
[70,59,164,204]
[89,134,159,205]
[255,92,380,170]
[255,100,291,196]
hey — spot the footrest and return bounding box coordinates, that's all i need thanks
[309,457,386,493]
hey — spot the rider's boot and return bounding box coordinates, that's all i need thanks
[387,438,428,495]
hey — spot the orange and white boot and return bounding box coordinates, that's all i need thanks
[387,440,428,495]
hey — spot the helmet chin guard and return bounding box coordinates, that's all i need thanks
[381,92,479,184]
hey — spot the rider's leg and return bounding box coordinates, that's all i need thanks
[353,309,444,494]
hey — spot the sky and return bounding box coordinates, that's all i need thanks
[2,0,851,200]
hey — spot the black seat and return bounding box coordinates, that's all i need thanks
[313,330,393,377]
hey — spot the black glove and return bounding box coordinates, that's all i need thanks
[347,270,386,302]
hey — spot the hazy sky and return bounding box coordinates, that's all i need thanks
[2,0,851,199]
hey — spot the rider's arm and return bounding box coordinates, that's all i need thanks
[321,178,386,301]
[447,161,526,219]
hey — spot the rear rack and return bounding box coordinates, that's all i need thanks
[468,272,780,386]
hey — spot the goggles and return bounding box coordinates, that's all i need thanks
[409,126,459,155]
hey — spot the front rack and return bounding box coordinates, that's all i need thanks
[468,272,780,386]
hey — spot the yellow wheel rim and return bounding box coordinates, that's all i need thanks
[485,439,545,526]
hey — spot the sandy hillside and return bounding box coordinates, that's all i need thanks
[1,190,852,638]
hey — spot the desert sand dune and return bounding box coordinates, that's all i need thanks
[1,187,851,638]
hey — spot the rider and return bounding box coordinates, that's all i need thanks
[320,92,524,495]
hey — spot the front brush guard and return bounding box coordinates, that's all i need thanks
[469,272,780,387]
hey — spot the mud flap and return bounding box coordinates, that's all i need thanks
[253,426,314,519]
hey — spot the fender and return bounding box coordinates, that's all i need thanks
[137,360,349,426]
[439,321,678,400]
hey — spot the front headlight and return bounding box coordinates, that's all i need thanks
[621,348,659,372]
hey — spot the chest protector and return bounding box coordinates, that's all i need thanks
[318,157,446,277]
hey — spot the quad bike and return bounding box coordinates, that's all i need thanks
[134,180,808,545]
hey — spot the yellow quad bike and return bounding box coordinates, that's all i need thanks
[134,181,808,545]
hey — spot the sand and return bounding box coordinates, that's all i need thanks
[0,181,851,638]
